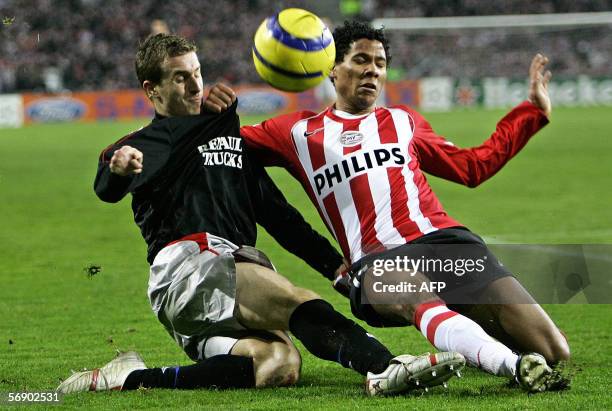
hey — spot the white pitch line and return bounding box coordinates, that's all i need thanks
[482,228,612,244]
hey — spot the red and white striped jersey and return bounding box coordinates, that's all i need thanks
[241,101,548,263]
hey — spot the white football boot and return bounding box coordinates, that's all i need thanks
[56,351,146,394]
[365,351,465,396]
[515,353,553,393]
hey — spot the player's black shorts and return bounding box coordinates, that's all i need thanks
[348,227,513,327]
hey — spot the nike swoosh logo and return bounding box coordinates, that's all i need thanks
[304,127,324,137]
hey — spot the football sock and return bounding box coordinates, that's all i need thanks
[288,299,393,375]
[414,301,517,378]
[122,354,255,390]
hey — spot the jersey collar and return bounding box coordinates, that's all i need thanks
[326,105,377,122]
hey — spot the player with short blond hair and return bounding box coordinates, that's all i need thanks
[57,32,464,397]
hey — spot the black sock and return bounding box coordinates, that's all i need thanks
[122,354,255,390]
[288,299,393,375]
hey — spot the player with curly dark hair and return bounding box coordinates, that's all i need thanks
[333,20,392,67]
[235,19,569,392]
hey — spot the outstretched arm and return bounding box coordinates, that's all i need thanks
[414,54,551,187]
[209,85,345,281]
[248,154,343,280]
[528,53,552,118]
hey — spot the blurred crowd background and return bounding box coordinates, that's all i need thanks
[0,0,610,93]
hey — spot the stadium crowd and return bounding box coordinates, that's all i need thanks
[0,0,610,92]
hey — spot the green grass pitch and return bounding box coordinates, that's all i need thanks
[0,106,610,409]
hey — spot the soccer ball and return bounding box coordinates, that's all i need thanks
[252,8,335,92]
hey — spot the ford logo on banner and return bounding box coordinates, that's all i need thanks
[237,90,287,114]
[26,98,86,122]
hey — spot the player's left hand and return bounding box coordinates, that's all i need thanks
[528,53,552,118]
[203,83,236,113]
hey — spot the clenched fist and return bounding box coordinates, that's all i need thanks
[203,83,236,113]
[110,145,143,176]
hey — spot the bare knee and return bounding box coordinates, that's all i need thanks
[497,302,571,364]
[537,333,570,365]
[545,329,571,364]
[251,341,302,388]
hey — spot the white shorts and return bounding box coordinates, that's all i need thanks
[148,233,251,361]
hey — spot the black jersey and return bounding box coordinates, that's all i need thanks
[94,102,342,278]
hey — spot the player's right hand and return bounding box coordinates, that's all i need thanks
[332,261,351,299]
[204,83,236,113]
[110,145,143,176]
